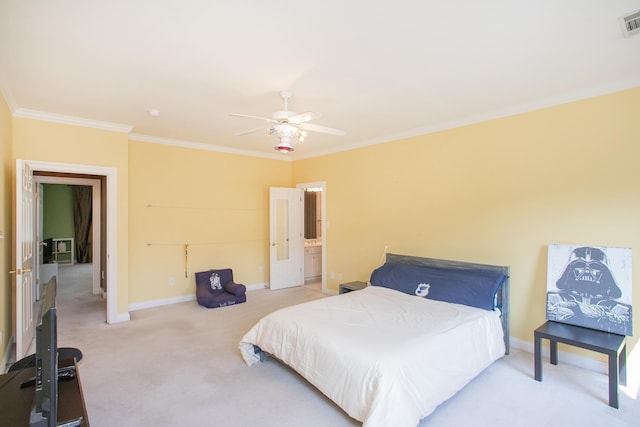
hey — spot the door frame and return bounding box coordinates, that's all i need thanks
[18,159,123,324]
[296,181,326,293]
[35,176,102,296]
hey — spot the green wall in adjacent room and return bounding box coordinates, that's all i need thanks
[42,184,74,239]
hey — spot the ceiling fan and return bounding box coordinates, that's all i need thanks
[230,91,346,153]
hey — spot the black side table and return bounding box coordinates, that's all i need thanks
[339,281,367,294]
[534,320,627,408]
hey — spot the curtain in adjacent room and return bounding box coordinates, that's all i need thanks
[304,191,317,239]
[72,186,92,263]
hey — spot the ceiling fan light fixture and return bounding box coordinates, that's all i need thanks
[281,124,296,137]
[275,138,294,153]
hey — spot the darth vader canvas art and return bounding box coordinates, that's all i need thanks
[546,244,632,336]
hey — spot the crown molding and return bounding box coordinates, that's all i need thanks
[400,76,640,139]
[13,108,133,133]
[128,133,291,161]
[295,76,640,160]
[8,76,639,161]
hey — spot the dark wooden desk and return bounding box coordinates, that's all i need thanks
[534,320,626,408]
[0,358,89,426]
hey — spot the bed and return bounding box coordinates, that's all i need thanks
[239,253,510,427]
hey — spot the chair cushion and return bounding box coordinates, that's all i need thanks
[195,269,233,291]
[224,281,246,296]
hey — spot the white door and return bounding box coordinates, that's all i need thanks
[269,187,304,290]
[14,159,36,359]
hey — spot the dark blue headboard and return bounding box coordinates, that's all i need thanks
[385,253,510,355]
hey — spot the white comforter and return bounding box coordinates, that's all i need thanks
[239,286,505,427]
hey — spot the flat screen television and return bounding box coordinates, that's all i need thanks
[30,278,58,427]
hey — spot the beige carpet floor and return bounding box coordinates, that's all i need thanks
[55,264,639,427]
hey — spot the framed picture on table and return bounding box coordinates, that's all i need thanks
[546,244,632,336]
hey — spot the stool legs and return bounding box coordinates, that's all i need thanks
[620,343,627,387]
[608,352,619,409]
[534,333,543,381]
[534,321,626,409]
[534,336,625,408]
[607,343,627,409]
[550,340,558,365]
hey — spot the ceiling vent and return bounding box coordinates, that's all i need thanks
[620,9,640,37]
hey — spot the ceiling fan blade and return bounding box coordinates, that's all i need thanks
[234,126,265,136]
[288,111,320,124]
[300,123,346,136]
[229,113,276,123]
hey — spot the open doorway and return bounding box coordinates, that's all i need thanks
[19,159,123,325]
[34,176,103,319]
[34,177,106,314]
[14,159,122,360]
[297,182,326,293]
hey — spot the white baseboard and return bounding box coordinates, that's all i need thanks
[510,336,607,375]
[128,282,269,312]
[246,282,269,291]
[108,312,131,324]
[128,294,195,312]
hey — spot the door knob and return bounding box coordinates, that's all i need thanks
[9,268,32,274]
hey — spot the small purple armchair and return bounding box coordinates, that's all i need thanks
[195,268,247,308]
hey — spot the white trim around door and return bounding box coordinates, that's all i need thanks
[19,159,128,324]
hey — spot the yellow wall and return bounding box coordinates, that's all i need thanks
[127,140,290,304]
[0,92,11,356]
[2,87,638,362]
[293,87,640,351]
[12,118,131,316]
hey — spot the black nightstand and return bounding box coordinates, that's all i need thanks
[534,320,627,408]
[339,281,367,294]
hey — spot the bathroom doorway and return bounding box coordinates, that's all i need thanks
[297,182,326,293]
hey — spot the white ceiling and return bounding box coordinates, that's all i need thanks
[1,1,639,160]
